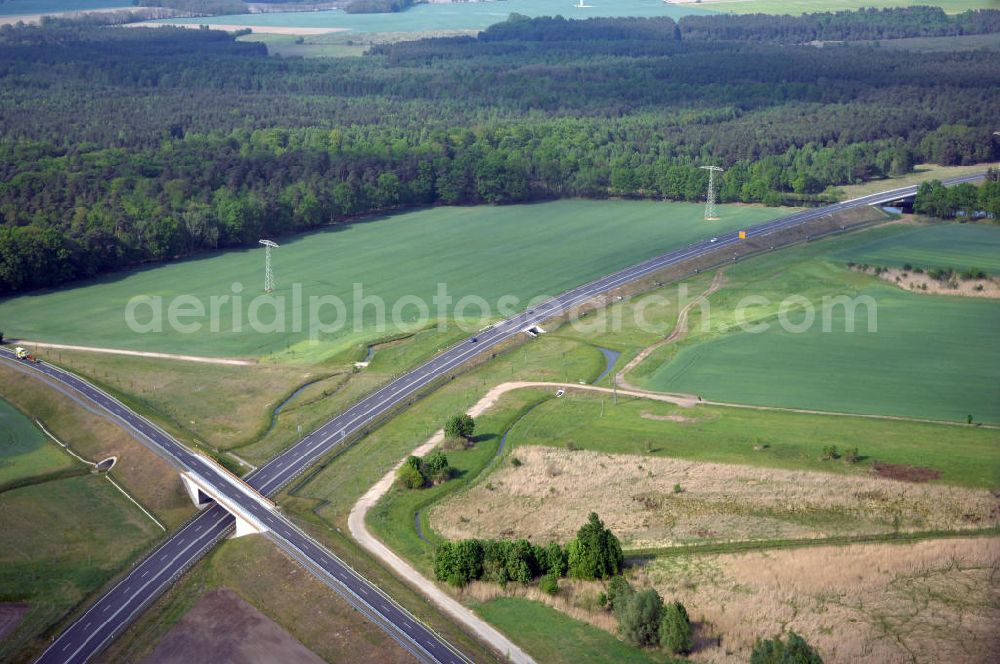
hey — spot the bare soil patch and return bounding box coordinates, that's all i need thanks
[0,603,29,642]
[874,461,942,483]
[431,446,999,548]
[640,411,698,423]
[142,588,324,664]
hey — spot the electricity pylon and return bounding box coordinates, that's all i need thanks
[259,239,279,292]
[700,165,724,221]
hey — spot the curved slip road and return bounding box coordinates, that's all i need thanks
[10,173,981,664]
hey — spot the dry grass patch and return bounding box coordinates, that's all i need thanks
[643,537,1000,663]
[34,348,334,450]
[431,447,999,548]
[854,265,999,298]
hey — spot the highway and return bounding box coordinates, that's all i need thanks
[9,172,982,664]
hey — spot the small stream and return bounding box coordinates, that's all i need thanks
[363,345,375,363]
[263,378,325,436]
[594,347,621,384]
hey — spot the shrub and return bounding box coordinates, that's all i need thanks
[396,459,425,489]
[660,601,693,654]
[539,572,559,595]
[617,588,663,647]
[511,456,522,467]
[434,539,484,587]
[422,450,451,483]
[445,413,475,441]
[673,483,683,494]
[751,631,823,664]
[821,445,839,461]
[606,575,634,613]
[567,512,624,580]
[842,447,860,464]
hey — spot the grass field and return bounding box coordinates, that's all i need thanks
[475,598,665,664]
[494,391,1000,489]
[0,201,784,361]
[0,475,163,662]
[155,0,711,33]
[632,226,1000,423]
[834,223,1000,275]
[0,398,73,486]
[702,0,998,15]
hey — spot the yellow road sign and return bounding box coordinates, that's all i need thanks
[738,230,747,239]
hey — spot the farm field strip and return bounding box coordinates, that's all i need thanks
[0,201,782,360]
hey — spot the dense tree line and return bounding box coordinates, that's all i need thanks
[0,13,998,293]
[678,6,1000,43]
[433,512,622,588]
[913,178,1000,221]
[486,8,1000,45]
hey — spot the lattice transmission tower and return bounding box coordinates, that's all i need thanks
[700,165,724,221]
[259,239,279,293]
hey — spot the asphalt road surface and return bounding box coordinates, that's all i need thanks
[10,172,982,664]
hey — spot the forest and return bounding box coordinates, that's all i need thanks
[0,8,998,293]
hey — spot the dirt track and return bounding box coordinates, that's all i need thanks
[16,340,255,366]
[616,269,726,394]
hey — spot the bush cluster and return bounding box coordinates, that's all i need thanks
[395,451,451,490]
[433,512,622,588]
[606,576,693,654]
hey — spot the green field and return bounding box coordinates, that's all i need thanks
[155,0,711,33]
[705,0,997,15]
[0,475,162,661]
[634,227,1000,424]
[475,598,666,664]
[0,201,783,360]
[834,223,1000,275]
[0,398,73,486]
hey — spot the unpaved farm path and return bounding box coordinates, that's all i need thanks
[14,340,255,366]
[349,373,992,662]
[615,268,726,394]
[347,382,700,664]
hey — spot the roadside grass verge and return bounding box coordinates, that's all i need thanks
[828,162,986,200]
[99,535,419,664]
[474,598,667,664]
